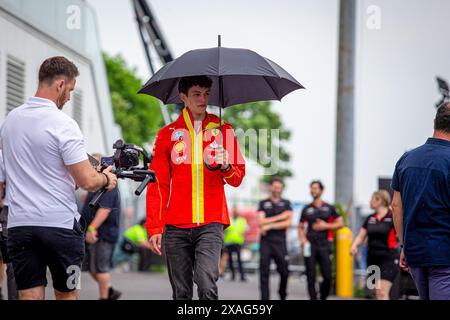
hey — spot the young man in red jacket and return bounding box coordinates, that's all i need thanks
[146,76,245,300]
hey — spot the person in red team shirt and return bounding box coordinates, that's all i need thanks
[146,75,245,300]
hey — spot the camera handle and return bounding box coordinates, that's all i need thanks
[88,188,108,208]
[135,174,154,195]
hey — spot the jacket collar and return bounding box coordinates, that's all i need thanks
[426,137,450,147]
[178,107,217,130]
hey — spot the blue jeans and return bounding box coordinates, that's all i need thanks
[163,223,224,300]
[409,266,450,300]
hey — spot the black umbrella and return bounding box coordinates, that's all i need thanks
[139,36,304,169]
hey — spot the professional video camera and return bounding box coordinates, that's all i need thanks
[88,139,155,208]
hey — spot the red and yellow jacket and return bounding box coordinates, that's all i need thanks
[146,107,245,237]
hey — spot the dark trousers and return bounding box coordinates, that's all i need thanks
[304,242,332,300]
[225,244,245,280]
[409,266,450,300]
[163,223,224,300]
[259,237,289,300]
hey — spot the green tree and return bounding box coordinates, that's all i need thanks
[103,53,163,146]
[222,101,292,183]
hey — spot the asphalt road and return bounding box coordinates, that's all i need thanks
[75,270,311,300]
[2,269,316,300]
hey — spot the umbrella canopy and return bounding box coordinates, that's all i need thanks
[138,46,304,107]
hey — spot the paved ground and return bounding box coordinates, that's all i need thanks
[74,270,311,300]
[2,269,318,300]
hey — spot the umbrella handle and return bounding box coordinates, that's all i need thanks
[204,144,221,171]
[205,160,222,171]
[205,105,224,172]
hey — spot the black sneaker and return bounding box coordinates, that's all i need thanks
[108,287,122,300]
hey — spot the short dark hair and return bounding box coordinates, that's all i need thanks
[38,56,79,85]
[310,180,324,191]
[178,75,212,95]
[270,176,284,186]
[434,102,450,133]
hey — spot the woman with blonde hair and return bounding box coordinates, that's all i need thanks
[351,190,400,299]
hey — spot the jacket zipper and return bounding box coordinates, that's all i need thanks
[195,132,200,225]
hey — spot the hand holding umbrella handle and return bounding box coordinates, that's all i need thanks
[205,111,224,171]
[205,136,227,171]
[205,161,221,171]
[204,147,221,171]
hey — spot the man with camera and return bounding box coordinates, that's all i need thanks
[146,75,246,300]
[0,56,117,300]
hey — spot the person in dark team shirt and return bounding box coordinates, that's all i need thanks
[298,180,343,300]
[257,177,293,300]
[351,190,399,300]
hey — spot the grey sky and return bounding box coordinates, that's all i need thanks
[88,0,450,206]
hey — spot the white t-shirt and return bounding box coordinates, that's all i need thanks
[0,97,88,229]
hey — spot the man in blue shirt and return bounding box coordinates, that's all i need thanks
[81,154,122,300]
[391,103,450,300]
